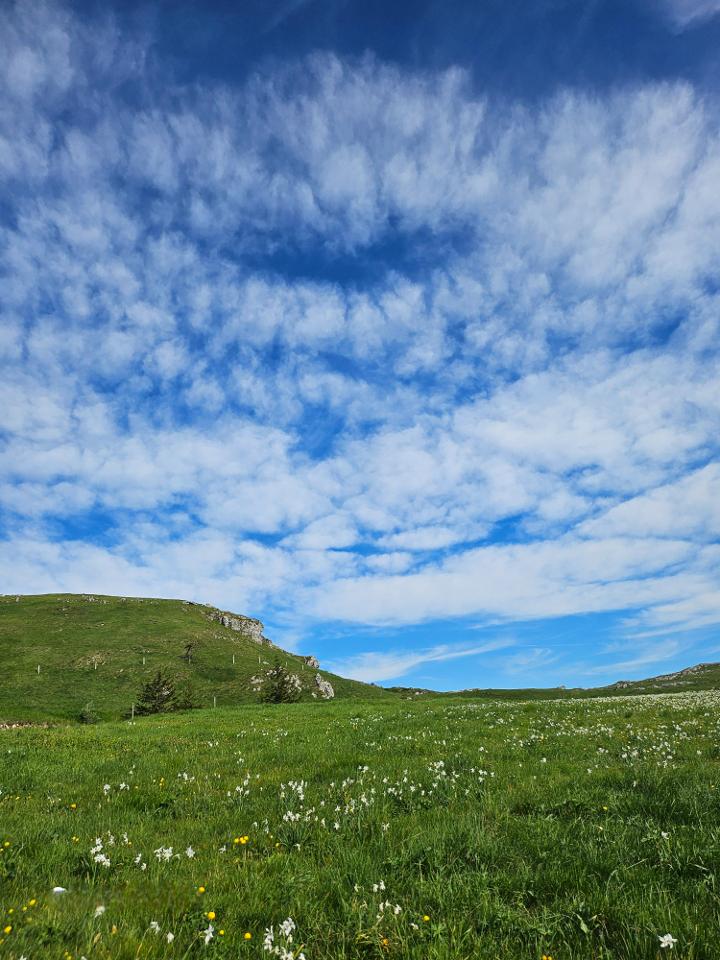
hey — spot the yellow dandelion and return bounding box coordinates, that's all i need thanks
[244,932,252,940]
[207,911,216,921]
[3,925,11,934]
[197,886,206,894]
[422,915,430,922]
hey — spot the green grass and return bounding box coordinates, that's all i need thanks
[0,594,388,721]
[2,692,720,959]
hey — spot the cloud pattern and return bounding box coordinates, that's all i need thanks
[1,1,720,684]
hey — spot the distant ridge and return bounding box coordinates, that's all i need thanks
[388,662,720,700]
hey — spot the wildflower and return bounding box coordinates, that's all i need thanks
[422,915,430,922]
[659,934,677,949]
[150,921,161,933]
[166,932,175,943]
[186,846,196,858]
[69,802,77,810]
[52,887,67,894]
[94,905,106,918]
[244,932,252,940]
[3,925,12,934]
[197,886,206,894]
[203,923,215,945]
[207,912,216,921]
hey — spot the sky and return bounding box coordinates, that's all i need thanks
[1,0,720,690]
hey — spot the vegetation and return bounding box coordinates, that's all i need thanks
[2,692,720,958]
[132,671,181,716]
[0,594,388,721]
[256,660,303,704]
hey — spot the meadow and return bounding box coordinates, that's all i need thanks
[2,692,719,960]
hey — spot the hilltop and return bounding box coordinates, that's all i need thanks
[0,593,389,721]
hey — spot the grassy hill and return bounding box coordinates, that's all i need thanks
[0,593,389,721]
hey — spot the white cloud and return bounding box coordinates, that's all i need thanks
[326,638,514,683]
[1,0,719,656]
[659,0,720,27]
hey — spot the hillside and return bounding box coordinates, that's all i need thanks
[0,593,389,721]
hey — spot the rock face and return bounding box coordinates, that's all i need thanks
[315,673,335,699]
[208,609,273,646]
[302,655,320,669]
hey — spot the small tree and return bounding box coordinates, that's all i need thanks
[133,670,179,715]
[257,659,302,704]
[78,701,99,724]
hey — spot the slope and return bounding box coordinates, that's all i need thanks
[0,593,390,721]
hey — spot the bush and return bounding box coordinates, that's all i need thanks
[132,670,179,716]
[78,702,99,724]
[256,659,302,704]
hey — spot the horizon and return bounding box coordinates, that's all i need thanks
[2,0,720,690]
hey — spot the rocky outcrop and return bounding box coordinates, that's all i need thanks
[315,673,334,699]
[208,608,273,646]
[302,655,320,669]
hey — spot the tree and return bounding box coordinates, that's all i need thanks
[257,659,302,704]
[133,670,179,715]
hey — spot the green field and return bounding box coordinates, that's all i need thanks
[3,692,720,959]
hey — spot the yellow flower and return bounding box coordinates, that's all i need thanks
[3,925,11,934]
[219,929,225,936]
[2,841,9,848]
[28,899,37,907]
[244,932,252,940]
[422,915,430,922]
[69,802,77,809]
[197,886,206,894]
[207,911,216,921]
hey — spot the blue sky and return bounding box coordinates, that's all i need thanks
[2,0,720,690]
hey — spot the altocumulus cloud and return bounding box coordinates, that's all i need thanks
[1,0,720,685]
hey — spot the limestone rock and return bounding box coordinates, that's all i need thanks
[208,608,273,646]
[315,673,334,699]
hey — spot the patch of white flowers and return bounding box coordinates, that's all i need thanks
[263,917,305,960]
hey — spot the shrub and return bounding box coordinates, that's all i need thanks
[256,659,302,704]
[78,701,99,724]
[132,670,179,715]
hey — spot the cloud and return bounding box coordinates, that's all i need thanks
[659,0,720,27]
[1,0,720,670]
[326,638,514,683]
